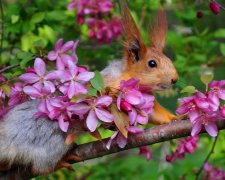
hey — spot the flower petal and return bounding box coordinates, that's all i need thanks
[128,126,144,134]
[44,81,55,93]
[95,108,113,122]
[191,120,202,136]
[67,103,89,115]
[117,94,121,110]
[73,82,87,96]
[205,121,218,137]
[124,90,142,105]
[189,110,200,123]
[106,131,119,150]
[128,108,137,125]
[58,115,69,132]
[56,57,66,70]
[86,110,98,132]
[136,114,148,125]
[61,41,74,52]
[23,86,41,98]
[47,51,57,60]
[19,73,39,83]
[55,38,63,50]
[77,72,95,82]
[34,58,46,76]
[117,133,127,148]
[95,95,112,107]
[176,103,189,115]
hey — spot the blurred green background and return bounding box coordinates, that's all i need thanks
[0,0,225,179]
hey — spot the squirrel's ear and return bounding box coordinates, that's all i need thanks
[148,10,167,51]
[120,1,146,64]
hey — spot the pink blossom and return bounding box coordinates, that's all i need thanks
[58,61,94,98]
[106,126,143,150]
[47,39,78,70]
[8,82,27,106]
[208,80,225,110]
[68,95,113,132]
[139,146,151,161]
[106,131,127,149]
[19,58,57,93]
[128,93,154,125]
[166,136,199,163]
[23,84,51,100]
[120,100,132,112]
[47,98,72,132]
[203,162,225,180]
[117,78,142,110]
[176,92,211,122]
[191,112,224,137]
[87,18,122,43]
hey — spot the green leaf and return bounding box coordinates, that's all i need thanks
[31,12,45,24]
[180,86,196,94]
[214,28,225,38]
[90,71,104,91]
[88,87,97,97]
[0,84,11,96]
[220,43,225,56]
[11,15,19,24]
[17,51,33,69]
[33,40,45,48]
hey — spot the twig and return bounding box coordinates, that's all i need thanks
[195,132,219,180]
[0,64,20,74]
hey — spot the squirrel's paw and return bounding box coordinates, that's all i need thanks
[55,154,81,172]
[172,114,188,121]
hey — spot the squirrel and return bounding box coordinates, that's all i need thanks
[0,2,180,177]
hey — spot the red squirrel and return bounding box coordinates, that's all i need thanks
[0,2,179,176]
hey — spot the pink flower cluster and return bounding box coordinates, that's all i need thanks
[203,162,225,180]
[166,136,199,163]
[106,78,154,149]
[176,80,225,137]
[16,39,95,132]
[67,0,122,43]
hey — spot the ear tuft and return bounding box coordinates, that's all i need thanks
[148,10,167,51]
[120,1,146,63]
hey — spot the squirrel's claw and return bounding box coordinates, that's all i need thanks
[55,154,81,172]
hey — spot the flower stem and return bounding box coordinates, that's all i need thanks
[195,132,219,180]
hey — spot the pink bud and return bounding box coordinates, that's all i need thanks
[209,1,220,15]
[25,67,35,73]
[120,100,132,112]
[222,106,225,117]
[196,11,203,18]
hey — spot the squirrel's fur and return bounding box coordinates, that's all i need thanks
[0,2,179,176]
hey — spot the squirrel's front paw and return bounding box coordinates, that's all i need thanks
[172,114,188,121]
[55,154,81,172]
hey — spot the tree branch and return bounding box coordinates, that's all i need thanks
[3,119,225,179]
[71,120,225,163]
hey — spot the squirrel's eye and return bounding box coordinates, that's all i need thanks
[148,60,157,68]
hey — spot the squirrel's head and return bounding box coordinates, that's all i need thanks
[121,2,178,91]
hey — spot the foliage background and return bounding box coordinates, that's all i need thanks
[0,0,225,179]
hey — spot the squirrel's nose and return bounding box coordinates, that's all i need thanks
[171,79,177,84]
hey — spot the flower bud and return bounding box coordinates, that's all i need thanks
[120,100,132,112]
[209,1,220,15]
[196,11,203,18]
